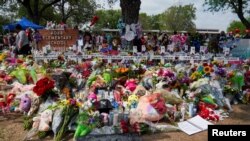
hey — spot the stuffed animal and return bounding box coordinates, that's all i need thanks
[10,82,35,94]
[32,109,53,131]
[16,94,31,113]
[127,94,138,109]
[27,96,41,116]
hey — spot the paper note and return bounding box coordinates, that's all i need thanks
[178,115,213,135]
[78,39,83,46]
[190,47,195,55]
[133,46,137,53]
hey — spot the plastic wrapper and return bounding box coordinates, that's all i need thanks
[52,108,64,135]
[129,93,166,124]
[10,67,27,84]
[144,121,179,133]
[155,89,183,105]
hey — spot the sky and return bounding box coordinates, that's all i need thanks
[97,0,239,31]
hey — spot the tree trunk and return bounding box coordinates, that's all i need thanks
[61,0,67,23]
[33,0,40,24]
[235,0,250,29]
[120,0,141,24]
[237,13,250,29]
[236,0,250,29]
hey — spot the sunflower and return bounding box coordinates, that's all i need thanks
[203,66,214,74]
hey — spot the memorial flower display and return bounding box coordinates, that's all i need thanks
[0,28,249,140]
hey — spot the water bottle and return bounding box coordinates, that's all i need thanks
[189,103,194,117]
[108,111,114,126]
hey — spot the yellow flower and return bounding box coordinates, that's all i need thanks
[204,66,211,74]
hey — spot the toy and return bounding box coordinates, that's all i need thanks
[127,94,138,109]
[32,109,53,131]
[16,94,31,113]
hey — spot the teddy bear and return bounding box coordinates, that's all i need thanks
[10,82,35,94]
[32,109,53,131]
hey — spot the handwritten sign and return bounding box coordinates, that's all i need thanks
[38,29,78,51]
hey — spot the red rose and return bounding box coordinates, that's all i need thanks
[46,80,55,90]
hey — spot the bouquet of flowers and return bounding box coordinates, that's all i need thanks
[55,99,79,141]
[33,77,56,101]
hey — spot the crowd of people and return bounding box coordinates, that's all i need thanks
[1,24,250,56]
[77,30,248,55]
[0,24,42,56]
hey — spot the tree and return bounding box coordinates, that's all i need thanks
[227,17,250,34]
[0,0,61,24]
[120,0,141,24]
[54,0,96,24]
[139,13,151,29]
[95,10,121,29]
[204,0,250,29]
[149,14,161,30]
[160,4,196,32]
[17,1,60,25]
[96,0,141,25]
[227,20,246,34]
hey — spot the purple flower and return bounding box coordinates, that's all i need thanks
[216,68,226,77]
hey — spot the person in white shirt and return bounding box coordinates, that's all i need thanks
[15,24,31,55]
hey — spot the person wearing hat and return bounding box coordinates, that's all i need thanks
[15,24,31,55]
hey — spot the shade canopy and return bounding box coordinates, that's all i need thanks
[2,17,44,31]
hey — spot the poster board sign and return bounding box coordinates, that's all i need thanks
[190,47,195,55]
[38,29,78,51]
[224,48,230,56]
[232,39,250,59]
[160,46,165,54]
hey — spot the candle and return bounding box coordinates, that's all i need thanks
[113,112,119,126]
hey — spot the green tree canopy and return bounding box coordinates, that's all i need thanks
[94,9,121,29]
[160,4,196,32]
[227,17,250,34]
[54,0,96,24]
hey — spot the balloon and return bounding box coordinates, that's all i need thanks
[103,72,111,84]
[74,124,91,138]
[235,28,240,33]
[90,16,99,26]
[10,67,27,84]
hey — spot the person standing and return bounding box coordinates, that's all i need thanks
[15,24,31,55]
